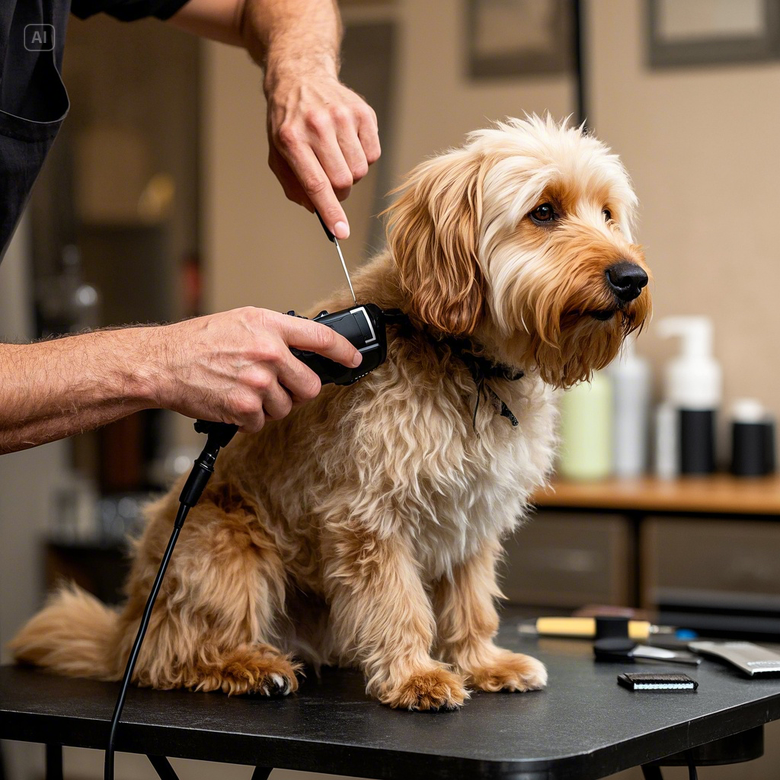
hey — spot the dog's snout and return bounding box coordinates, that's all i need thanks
[605,261,648,303]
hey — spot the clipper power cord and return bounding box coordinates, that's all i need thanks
[104,216,391,780]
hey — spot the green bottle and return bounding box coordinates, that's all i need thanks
[558,371,613,481]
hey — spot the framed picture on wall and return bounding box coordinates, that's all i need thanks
[648,0,780,68]
[467,0,573,78]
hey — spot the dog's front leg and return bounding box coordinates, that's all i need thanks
[433,539,547,692]
[323,527,467,711]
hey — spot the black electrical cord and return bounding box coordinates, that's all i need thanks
[104,421,237,780]
[104,505,187,780]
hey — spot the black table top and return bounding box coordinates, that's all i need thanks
[3,620,780,780]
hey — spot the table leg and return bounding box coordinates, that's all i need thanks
[148,755,181,780]
[45,744,63,780]
[641,766,664,780]
[251,767,273,780]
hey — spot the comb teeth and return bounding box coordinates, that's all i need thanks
[618,673,698,691]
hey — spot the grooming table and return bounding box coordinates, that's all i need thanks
[2,618,780,780]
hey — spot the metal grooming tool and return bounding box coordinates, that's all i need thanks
[317,211,357,305]
[689,641,780,677]
[594,637,702,666]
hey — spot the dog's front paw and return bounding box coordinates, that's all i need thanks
[196,649,301,696]
[380,668,468,712]
[464,651,547,693]
[226,656,300,697]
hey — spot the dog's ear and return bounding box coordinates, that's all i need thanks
[385,150,486,336]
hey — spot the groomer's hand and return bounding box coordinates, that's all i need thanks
[168,0,381,238]
[153,307,361,432]
[265,70,380,240]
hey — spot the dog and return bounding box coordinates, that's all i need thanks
[11,115,650,711]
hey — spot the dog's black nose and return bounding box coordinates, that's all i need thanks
[605,262,648,303]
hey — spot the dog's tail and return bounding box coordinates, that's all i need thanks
[9,583,119,680]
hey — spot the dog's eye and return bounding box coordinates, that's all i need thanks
[530,204,556,224]
[603,208,613,222]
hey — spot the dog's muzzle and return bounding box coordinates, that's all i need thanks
[605,261,648,303]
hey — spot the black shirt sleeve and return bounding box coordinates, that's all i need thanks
[71,0,191,22]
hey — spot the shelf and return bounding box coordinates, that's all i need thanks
[533,475,780,516]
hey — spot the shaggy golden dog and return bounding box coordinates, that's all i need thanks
[12,116,650,711]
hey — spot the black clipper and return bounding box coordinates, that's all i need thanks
[287,303,387,386]
[196,303,388,443]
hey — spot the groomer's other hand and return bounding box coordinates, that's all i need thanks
[152,307,361,433]
[265,71,381,240]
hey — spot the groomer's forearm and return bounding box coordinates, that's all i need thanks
[168,0,342,70]
[168,0,247,46]
[0,330,158,454]
[242,0,341,79]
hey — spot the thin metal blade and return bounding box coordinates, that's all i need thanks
[333,238,357,305]
[633,646,702,665]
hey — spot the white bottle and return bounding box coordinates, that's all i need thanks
[657,317,723,475]
[608,336,651,478]
[608,338,652,477]
[654,402,678,480]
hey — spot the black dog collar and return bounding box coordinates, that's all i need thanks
[383,309,523,428]
[441,337,523,429]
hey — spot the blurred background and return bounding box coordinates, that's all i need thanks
[4,0,780,778]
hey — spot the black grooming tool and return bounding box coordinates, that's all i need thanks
[595,615,631,640]
[618,672,699,692]
[286,304,387,386]
[595,637,701,666]
[190,307,389,449]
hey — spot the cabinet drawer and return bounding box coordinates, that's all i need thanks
[642,517,780,610]
[499,511,632,608]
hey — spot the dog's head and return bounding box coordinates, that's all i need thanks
[385,115,651,388]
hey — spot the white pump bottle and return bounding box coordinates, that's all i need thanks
[657,317,722,474]
[658,317,722,411]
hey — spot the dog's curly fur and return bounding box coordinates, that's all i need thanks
[11,116,651,711]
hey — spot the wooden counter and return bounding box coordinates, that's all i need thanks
[533,475,780,515]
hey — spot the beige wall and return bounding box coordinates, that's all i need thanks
[589,0,780,418]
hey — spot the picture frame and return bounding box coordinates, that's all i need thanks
[467,0,573,79]
[648,0,780,68]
